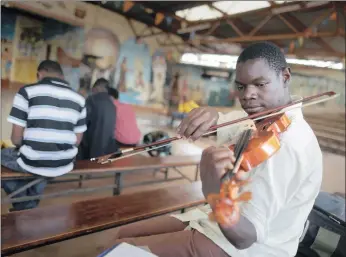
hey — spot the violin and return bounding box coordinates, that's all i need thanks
[207,113,291,226]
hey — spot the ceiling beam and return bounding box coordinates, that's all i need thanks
[226,20,244,36]
[160,31,341,46]
[293,48,345,59]
[248,14,273,36]
[277,14,299,33]
[281,11,337,54]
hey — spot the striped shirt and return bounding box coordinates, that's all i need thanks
[7,77,87,177]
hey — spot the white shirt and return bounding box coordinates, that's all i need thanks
[172,96,323,257]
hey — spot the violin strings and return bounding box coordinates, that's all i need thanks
[221,129,252,183]
[100,93,339,163]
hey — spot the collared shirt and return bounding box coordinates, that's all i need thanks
[113,100,141,145]
[7,77,87,177]
[172,96,323,257]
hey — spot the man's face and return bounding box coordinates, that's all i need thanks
[235,58,288,115]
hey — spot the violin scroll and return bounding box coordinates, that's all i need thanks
[208,177,252,227]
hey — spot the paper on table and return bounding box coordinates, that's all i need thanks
[101,243,158,257]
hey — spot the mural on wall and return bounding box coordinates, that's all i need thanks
[12,15,46,84]
[80,28,120,91]
[116,38,152,104]
[149,50,167,104]
[44,19,84,91]
[77,29,154,105]
[1,10,16,80]
[171,64,235,107]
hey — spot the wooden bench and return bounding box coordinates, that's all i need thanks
[1,182,206,256]
[1,155,201,205]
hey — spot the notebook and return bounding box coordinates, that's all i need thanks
[97,243,158,257]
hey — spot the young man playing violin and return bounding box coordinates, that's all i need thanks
[98,42,322,257]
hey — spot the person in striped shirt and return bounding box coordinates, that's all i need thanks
[1,60,87,211]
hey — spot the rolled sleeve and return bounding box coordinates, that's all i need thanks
[74,107,87,133]
[8,88,29,127]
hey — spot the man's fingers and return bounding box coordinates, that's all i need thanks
[214,158,234,178]
[190,119,215,141]
[177,108,203,137]
[183,111,212,139]
[235,170,248,180]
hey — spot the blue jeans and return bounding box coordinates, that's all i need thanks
[1,148,47,211]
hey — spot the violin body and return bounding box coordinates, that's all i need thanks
[208,113,291,226]
[229,113,291,171]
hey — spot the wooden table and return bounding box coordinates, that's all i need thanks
[2,182,205,256]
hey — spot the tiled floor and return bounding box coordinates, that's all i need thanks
[2,124,345,257]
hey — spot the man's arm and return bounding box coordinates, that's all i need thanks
[76,133,83,146]
[219,215,257,249]
[74,105,87,146]
[7,87,29,147]
[11,124,25,147]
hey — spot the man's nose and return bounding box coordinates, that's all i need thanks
[242,85,257,100]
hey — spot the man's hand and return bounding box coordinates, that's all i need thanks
[177,107,219,141]
[200,146,257,249]
[200,146,236,198]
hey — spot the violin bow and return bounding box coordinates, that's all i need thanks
[92,91,338,164]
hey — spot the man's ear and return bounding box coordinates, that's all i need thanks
[282,67,291,87]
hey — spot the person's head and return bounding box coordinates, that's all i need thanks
[108,87,119,100]
[92,78,109,94]
[235,42,291,115]
[37,60,64,80]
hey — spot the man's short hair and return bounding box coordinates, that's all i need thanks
[237,42,288,74]
[108,87,119,100]
[37,60,63,75]
[93,78,109,90]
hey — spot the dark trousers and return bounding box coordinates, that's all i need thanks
[1,148,47,211]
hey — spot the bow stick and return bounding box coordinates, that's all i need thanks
[92,91,338,164]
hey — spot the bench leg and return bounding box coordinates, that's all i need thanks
[5,178,46,200]
[195,165,199,181]
[164,168,169,180]
[113,173,123,196]
[181,208,185,213]
[78,175,83,188]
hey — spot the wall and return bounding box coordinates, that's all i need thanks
[171,64,235,107]
[1,2,181,104]
[1,2,181,140]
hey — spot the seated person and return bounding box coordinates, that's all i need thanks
[108,87,141,147]
[1,60,86,211]
[97,42,323,257]
[77,78,118,159]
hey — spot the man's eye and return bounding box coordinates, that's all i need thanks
[237,85,244,90]
[257,83,266,87]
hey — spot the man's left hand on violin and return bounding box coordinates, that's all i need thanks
[200,146,246,198]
